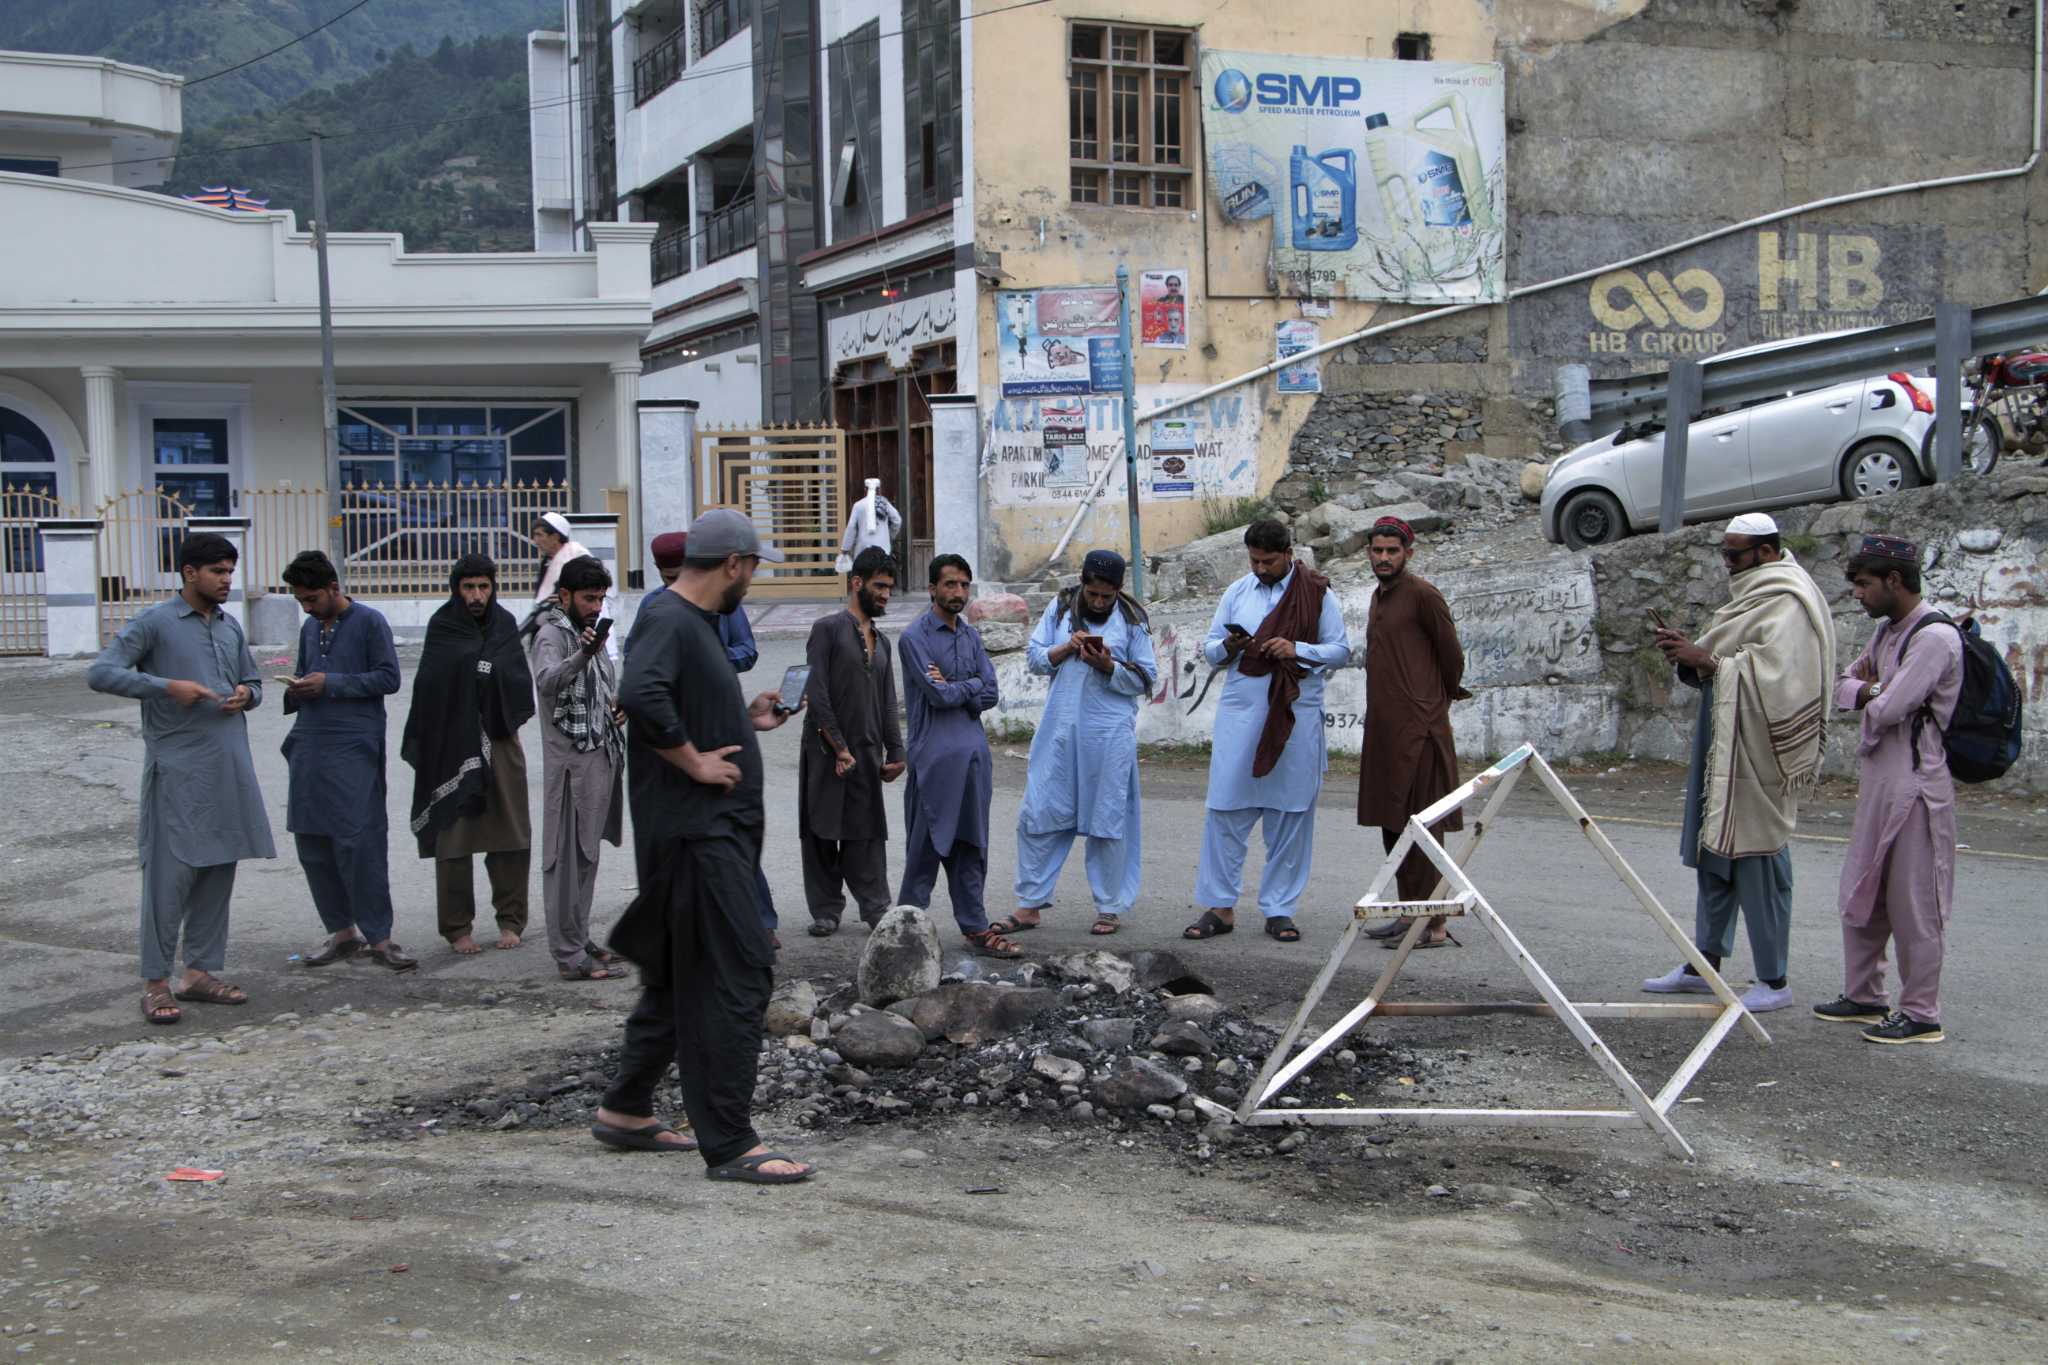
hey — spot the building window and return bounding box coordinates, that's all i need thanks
[1068,23,1193,208]
[695,0,738,57]
[1395,32,1432,61]
[338,403,573,489]
[0,157,61,178]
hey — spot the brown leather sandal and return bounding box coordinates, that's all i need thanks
[964,928,1024,959]
[173,974,247,1005]
[141,986,181,1026]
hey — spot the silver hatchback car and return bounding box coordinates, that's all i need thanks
[1540,370,1953,549]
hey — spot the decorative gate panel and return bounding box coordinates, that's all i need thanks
[697,425,845,599]
[95,489,193,645]
[0,486,64,656]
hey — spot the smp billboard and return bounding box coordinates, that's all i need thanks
[1200,49,1507,305]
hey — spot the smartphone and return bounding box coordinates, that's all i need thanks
[589,616,614,648]
[274,675,299,686]
[1224,623,1251,639]
[774,663,811,715]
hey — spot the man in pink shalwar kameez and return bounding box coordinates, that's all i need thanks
[1816,535,1962,1046]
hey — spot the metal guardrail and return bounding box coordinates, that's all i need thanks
[1580,293,2048,428]
[633,27,686,106]
[651,223,691,284]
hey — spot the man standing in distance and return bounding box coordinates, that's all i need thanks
[898,554,1016,957]
[1357,517,1468,949]
[1184,520,1350,945]
[278,551,412,972]
[402,554,536,955]
[1000,550,1156,936]
[600,509,811,1181]
[1644,514,1834,1014]
[524,553,627,981]
[1818,535,1963,1045]
[89,532,274,1024]
[799,546,906,936]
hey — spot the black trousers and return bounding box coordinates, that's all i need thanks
[800,830,891,926]
[601,836,772,1169]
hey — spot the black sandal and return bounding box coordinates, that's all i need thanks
[987,914,1041,935]
[1182,910,1234,940]
[706,1150,813,1184]
[1264,916,1301,942]
[591,1120,698,1153]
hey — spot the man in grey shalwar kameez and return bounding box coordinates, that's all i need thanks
[524,554,627,980]
[89,532,275,1025]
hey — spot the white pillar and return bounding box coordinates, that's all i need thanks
[188,516,251,634]
[609,360,643,582]
[637,397,697,585]
[80,365,121,509]
[927,393,980,570]
[36,519,101,658]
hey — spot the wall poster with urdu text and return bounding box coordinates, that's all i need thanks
[1275,320,1322,394]
[1200,49,1506,304]
[1139,269,1190,348]
[997,288,1126,396]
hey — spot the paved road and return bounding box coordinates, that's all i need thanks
[3,633,2042,1091]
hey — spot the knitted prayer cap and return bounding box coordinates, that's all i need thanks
[1370,516,1414,545]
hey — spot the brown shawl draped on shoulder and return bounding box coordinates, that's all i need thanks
[1236,562,1330,777]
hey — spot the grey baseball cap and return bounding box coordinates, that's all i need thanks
[684,508,785,563]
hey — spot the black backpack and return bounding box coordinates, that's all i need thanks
[1901,612,2023,783]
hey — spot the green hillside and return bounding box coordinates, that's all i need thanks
[0,0,554,127]
[165,36,538,253]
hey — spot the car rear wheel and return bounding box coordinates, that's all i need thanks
[1842,439,1923,500]
[1560,489,1628,549]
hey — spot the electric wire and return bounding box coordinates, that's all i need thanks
[183,0,380,87]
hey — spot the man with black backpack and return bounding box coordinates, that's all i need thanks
[1819,535,1966,1045]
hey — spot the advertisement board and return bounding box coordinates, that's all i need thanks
[1139,269,1190,348]
[1275,320,1322,394]
[997,287,1127,396]
[1200,49,1506,304]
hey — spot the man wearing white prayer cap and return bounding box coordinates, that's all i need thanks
[531,511,620,663]
[1641,512,1836,1013]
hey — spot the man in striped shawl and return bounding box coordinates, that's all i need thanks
[1642,513,1835,1013]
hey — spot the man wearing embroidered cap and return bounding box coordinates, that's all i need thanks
[1642,513,1835,1013]
[1357,516,1470,950]
[1815,534,1963,1045]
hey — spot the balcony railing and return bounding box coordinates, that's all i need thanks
[704,194,755,264]
[695,0,738,58]
[652,223,692,285]
[633,26,686,106]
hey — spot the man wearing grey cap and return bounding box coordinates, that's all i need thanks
[1643,513,1834,1014]
[596,509,813,1183]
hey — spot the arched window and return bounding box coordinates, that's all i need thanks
[0,406,58,498]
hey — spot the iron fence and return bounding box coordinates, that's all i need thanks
[633,26,686,105]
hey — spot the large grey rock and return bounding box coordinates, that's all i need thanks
[1175,526,1318,595]
[1161,993,1226,1025]
[1078,1018,1137,1051]
[893,982,1060,1044]
[832,1008,926,1069]
[967,592,1030,624]
[978,622,1027,655]
[1045,950,1137,995]
[1127,950,1205,994]
[1150,1021,1215,1057]
[858,906,943,1007]
[1356,499,1451,535]
[1095,1057,1189,1109]
[763,979,818,1037]
[1031,1053,1086,1085]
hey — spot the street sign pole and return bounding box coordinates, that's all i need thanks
[1116,264,1146,598]
[310,132,344,570]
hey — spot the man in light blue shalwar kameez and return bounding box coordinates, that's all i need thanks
[1184,520,1350,945]
[1000,550,1158,937]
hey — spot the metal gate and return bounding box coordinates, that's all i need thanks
[1,486,63,656]
[96,489,193,644]
[697,425,845,600]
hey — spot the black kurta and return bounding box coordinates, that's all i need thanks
[1357,571,1466,834]
[798,609,905,841]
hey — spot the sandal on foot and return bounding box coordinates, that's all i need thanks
[1090,914,1120,936]
[987,914,1040,935]
[1382,929,1459,950]
[141,986,181,1026]
[559,961,626,981]
[591,1120,698,1153]
[1183,911,1234,941]
[173,975,247,1005]
[1362,920,1408,941]
[706,1150,812,1185]
[1264,916,1302,943]
[964,928,1024,959]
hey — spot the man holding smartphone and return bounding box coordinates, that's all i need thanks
[524,554,627,981]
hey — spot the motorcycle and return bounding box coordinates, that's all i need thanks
[1965,348,2048,474]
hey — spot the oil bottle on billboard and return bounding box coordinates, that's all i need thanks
[1288,146,1358,251]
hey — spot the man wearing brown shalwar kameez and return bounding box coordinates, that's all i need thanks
[1356,517,1468,949]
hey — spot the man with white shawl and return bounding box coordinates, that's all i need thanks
[1642,513,1835,1013]
[532,511,620,663]
[836,479,902,572]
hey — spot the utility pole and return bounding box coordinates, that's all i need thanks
[1115,264,1146,599]
[310,131,344,569]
